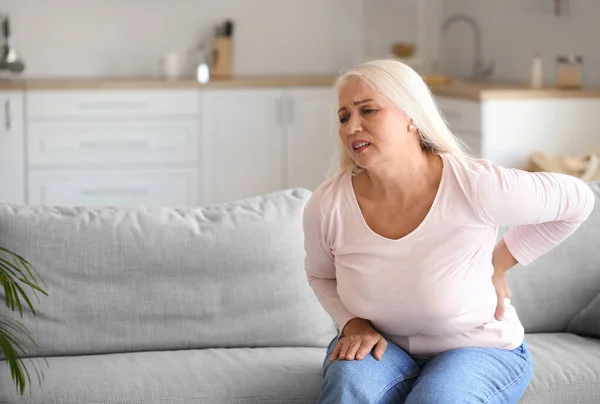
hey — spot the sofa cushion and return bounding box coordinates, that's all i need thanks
[567,293,600,338]
[505,181,600,333]
[519,333,600,404]
[0,347,326,404]
[0,188,336,359]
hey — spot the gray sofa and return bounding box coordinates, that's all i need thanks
[1,182,599,404]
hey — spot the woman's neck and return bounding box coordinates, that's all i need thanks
[360,152,443,203]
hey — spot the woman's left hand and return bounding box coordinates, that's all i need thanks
[492,269,511,321]
[492,239,517,321]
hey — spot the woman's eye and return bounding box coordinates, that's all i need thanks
[363,109,376,114]
[339,115,349,123]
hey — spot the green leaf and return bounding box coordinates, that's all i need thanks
[0,246,29,263]
[11,282,23,316]
[0,317,34,341]
[0,329,25,394]
[12,281,34,316]
[0,320,47,395]
[0,245,47,395]
[0,256,24,279]
[1,276,15,310]
[15,278,48,296]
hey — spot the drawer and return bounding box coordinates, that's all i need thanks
[27,90,199,118]
[28,169,199,207]
[28,121,198,165]
[435,96,482,133]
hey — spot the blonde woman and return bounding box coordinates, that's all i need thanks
[303,59,594,403]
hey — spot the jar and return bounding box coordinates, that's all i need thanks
[555,55,583,89]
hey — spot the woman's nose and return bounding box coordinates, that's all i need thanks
[345,116,362,136]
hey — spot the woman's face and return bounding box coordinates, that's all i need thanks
[337,76,419,170]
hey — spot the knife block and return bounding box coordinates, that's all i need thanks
[211,37,233,78]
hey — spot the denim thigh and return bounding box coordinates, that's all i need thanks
[318,336,420,404]
[405,341,534,404]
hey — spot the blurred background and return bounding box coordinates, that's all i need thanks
[0,0,598,208]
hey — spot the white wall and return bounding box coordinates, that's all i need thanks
[441,0,600,86]
[1,0,364,78]
[363,0,443,74]
[364,0,417,60]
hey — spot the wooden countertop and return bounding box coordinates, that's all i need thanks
[0,75,337,91]
[430,80,600,101]
[1,76,600,100]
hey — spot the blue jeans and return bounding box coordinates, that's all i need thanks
[318,336,533,404]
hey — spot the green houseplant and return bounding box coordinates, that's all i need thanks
[0,246,48,395]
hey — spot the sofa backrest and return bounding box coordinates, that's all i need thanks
[506,181,600,333]
[0,188,336,359]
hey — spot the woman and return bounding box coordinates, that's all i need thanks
[303,59,595,404]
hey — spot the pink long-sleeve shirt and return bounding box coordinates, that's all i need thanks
[303,153,595,358]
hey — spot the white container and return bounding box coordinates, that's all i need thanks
[159,53,182,80]
[530,54,543,89]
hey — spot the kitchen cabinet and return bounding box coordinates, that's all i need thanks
[28,168,197,207]
[201,87,336,205]
[0,91,25,204]
[201,89,284,205]
[435,96,600,169]
[4,82,598,209]
[26,89,200,207]
[435,96,482,157]
[285,88,337,192]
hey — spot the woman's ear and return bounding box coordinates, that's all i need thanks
[407,120,417,132]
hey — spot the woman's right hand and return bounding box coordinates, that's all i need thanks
[330,317,388,362]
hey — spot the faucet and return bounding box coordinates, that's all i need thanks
[441,14,493,80]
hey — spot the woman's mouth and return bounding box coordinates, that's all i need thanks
[352,140,371,153]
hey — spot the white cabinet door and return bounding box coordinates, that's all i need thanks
[435,96,482,133]
[0,91,25,204]
[435,95,482,158]
[285,87,337,191]
[27,90,199,118]
[28,169,197,207]
[28,120,198,166]
[202,89,284,205]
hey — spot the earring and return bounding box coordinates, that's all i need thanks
[408,124,415,131]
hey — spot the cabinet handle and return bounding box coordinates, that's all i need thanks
[80,187,149,196]
[287,98,294,126]
[78,101,147,111]
[78,139,149,150]
[4,100,10,130]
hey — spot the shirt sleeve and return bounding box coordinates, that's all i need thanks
[303,194,356,333]
[473,162,595,266]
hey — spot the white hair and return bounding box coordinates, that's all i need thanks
[332,58,469,175]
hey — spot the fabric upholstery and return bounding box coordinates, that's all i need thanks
[0,188,336,360]
[519,333,600,404]
[505,181,600,333]
[568,293,600,339]
[0,347,326,403]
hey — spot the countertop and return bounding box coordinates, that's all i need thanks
[430,80,600,101]
[0,75,337,90]
[1,75,600,100]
